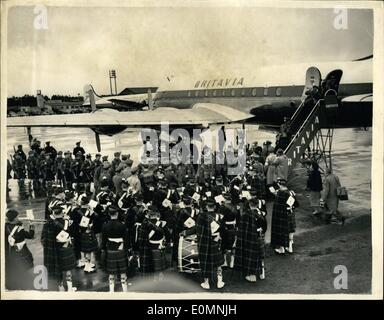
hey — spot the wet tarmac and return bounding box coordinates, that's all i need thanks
[4,126,372,292]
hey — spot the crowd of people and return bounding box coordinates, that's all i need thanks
[5,137,344,292]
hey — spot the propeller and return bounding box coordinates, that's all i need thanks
[95,131,101,152]
[84,84,101,151]
[148,88,154,110]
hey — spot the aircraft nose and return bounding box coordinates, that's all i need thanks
[250,103,296,126]
[250,104,278,124]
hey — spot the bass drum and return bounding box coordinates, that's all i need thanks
[178,235,200,273]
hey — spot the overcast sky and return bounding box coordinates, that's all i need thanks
[7,5,373,96]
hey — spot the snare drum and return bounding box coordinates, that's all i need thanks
[178,235,200,273]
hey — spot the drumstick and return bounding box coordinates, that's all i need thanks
[18,217,46,224]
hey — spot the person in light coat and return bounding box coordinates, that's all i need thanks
[273,149,289,182]
[320,168,344,224]
[265,152,277,187]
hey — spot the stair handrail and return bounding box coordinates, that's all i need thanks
[289,98,306,125]
[324,89,337,97]
[284,99,323,154]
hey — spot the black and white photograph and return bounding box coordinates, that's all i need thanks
[1,0,383,300]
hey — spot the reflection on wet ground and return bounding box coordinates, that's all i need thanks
[5,126,372,292]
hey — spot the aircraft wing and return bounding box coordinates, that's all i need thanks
[7,103,253,128]
[83,93,148,107]
[341,94,372,103]
[104,94,148,106]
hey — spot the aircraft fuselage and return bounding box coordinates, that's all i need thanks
[153,82,372,128]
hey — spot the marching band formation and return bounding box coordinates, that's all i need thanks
[6,139,299,292]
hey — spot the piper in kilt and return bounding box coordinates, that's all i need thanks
[137,206,171,280]
[128,193,148,274]
[93,179,116,258]
[41,205,77,291]
[270,178,298,254]
[5,209,35,290]
[172,194,199,265]
[78,196,98,273]
[69,193,89,268]
[101,205,130,292]
[247,164,267,201]
[45,186,66,220]
[218,192,239,269]
[211,176,229,197]
[153,178,177,231]
[196,198,225,290]
[235,197,267,282]
[117,180,135,223]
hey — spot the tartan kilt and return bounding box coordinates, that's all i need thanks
[58,247,76,271]
[253,178,266,199]
[198,240,224,278]
[152,249,168,272]
[105,250,128,275]
[256,233,266,259]
[212,240,224,267]
[234,232,265,276]
[221,226,236,251]
[11,246,34,270]
[271,208,290,247]
[287,211,296,233]
[81,232,99,253]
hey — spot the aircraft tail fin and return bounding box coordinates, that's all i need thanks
[84,84,97,111]
[36,90,45,109]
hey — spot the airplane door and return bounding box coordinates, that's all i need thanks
[302,67,322,98]
[322,69,343,95]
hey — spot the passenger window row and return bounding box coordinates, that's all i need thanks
[185,87,283,98]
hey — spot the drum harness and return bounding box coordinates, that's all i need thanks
[108,238,124,250]
[7,225,26,252]
[149,220,166,249]
[117,193,130,212]
[56,218,72,248]
[81,208,94,233]
[251,208,265,236]
[287,190,296,214]
[211,213,223,241]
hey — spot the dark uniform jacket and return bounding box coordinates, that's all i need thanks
[235,207,267,276]
[101,219,129,251]
[137,218,171,273]
[5,221,34,270]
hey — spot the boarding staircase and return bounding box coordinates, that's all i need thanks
[284,91,336,170]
